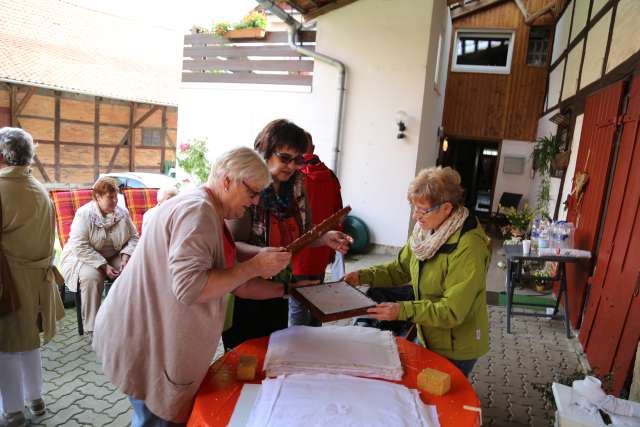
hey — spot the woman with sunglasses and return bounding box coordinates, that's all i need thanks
[344,166,490,377]
[223,119,351,349]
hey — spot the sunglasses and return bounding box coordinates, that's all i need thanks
[273,151,305,166]
[412,204,441,218]
[242,180,262,199]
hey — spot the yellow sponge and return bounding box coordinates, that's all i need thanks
[236,355,258,381]
[417,368,451,396]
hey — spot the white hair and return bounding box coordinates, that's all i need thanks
[157,185,178,204]
[0,127,35,166]
[208,146,271,189]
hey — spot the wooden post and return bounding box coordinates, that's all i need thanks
[54,91,61,182]
[94,97,100,179]
[9,85,17,126]
[129,102,135,171]
[160,107,167,173]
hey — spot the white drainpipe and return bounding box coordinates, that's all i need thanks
[255,0,347,176]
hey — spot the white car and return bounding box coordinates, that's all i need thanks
[99,172,178,190]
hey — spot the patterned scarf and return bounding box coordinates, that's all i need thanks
[410,207,469,261]
[88,201,127,231]
[250,172,307,247]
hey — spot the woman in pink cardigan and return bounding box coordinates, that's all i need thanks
[93,147,293,426]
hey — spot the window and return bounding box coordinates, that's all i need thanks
[452,29,515,74]
[142,128,163,147]
[527,27,551,66]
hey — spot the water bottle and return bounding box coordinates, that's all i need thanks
[538,218,550,249]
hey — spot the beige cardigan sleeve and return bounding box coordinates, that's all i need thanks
[167,200,221,306]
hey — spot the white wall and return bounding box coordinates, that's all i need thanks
[558,113,584,220]
[178,0,448,247]
[492,140,534,212]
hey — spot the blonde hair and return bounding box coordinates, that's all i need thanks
[208,146,271,189]
[407,166,465,208]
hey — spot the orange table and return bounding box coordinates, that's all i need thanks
[188,337,481,427]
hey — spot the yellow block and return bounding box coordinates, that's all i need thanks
[236,355,258,381]
[417,368,451,396]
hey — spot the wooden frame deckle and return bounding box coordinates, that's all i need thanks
[290,281,377,323]
[286,206,351,254]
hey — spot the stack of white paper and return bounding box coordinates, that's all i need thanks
[264,325,403,380]
[246,374,440,427]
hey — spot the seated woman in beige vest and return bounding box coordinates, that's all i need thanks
[60,177,139,336]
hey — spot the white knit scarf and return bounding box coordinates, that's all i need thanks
[409,207,469,261]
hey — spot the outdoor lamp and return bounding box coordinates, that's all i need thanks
[396,110,408,139]
[442,137,449,152]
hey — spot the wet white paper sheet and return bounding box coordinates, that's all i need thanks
[294,281,375,315]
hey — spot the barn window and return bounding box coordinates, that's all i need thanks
[452,29,515,74]
[527,27,551,66]
[142,128,162,147]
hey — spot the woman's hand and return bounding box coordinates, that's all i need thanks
[120,253,130,270]
[342,271,360,286]
[105,264,120,280]
[321,231,353,254]
[250,247,291,279]
[366,302,400,321]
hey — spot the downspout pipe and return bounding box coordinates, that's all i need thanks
[256,0,346,176]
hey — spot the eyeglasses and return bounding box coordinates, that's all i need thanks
[273,151,305,166]
[242,180,262,199]
[412,204,441,219]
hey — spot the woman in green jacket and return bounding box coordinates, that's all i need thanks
[344,166,490,376]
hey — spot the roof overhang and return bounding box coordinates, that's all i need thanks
[279,0,361,21]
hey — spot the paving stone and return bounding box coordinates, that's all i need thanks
[109,410,132,426]
[73,409,116,426]
[76,395,113,413]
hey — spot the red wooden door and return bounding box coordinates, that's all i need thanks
[564,81,624,329]
[579,75,640,395]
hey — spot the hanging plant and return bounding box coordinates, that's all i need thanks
[532,135,561,216]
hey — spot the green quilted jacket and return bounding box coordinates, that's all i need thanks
[359,217,490,361]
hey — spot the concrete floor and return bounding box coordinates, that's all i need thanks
[7,244,583,426]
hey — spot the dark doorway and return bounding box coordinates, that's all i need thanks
[437,139,499,216]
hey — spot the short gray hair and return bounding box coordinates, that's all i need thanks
[407,166,465,208]
[0,127,35,166]
[208,146,271,189]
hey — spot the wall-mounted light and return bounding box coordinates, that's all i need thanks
[396,110,408,139]
[442,137,448,152]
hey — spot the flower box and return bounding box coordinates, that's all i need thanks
[226,28,266,39]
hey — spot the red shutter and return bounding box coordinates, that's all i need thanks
[579,75,640,395]
[564,81,624,329]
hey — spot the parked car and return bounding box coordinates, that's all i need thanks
[99,172,178,190]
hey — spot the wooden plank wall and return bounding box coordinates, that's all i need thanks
[0,83,177,185]
[578,74,640,395]
[443,0,554,141]
[183,31,316,86]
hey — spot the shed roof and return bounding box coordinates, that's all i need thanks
[0,0,181,106]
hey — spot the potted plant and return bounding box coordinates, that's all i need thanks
[226,11,267,39]
[177,139,211,185]
[532,134,561,216]
[501,204,534,239]
[212,22,232,37]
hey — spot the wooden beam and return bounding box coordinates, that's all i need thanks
[160,106,167,174]
[9,85,17,126]
[94,97,100,179]
[129,103,135,172]
[131,105,160,129]
[304,0,359,21]
[13,87,36,120]
[54,91,61,182]
[12,114,51,182]
[451,0,507,20]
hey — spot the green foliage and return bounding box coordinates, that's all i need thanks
[177,139,211,185]
[212,22,232,37]
[501,204,534,233]
[532,135,561,216]
[236,11,267,29]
